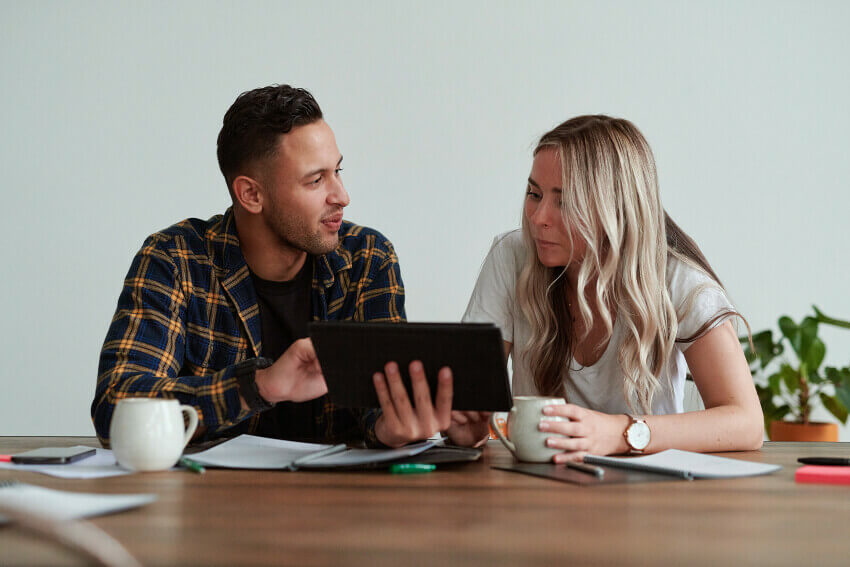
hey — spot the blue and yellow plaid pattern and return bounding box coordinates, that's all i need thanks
[92,208,405,447]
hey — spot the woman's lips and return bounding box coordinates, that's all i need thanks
[535,239,558,248]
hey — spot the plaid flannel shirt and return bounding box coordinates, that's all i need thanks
[92,208,405,447]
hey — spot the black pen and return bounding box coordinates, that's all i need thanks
[566,461,605,478]
[797,457,850,466]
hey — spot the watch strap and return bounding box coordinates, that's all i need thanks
[234,357,274,412]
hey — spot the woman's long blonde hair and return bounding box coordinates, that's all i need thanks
[516,115,740,413]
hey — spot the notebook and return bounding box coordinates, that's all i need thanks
[308,321,512,411]
[0,480,156,524]
[795,465,850,486]
[584,449,782,480]
[188,434,448,470]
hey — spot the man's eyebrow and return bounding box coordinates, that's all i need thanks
[302,155,343,180]
[527,177,562,193]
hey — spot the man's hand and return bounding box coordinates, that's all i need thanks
[252,338,328,406]
[447,411,491,447]
[373,361,452,448]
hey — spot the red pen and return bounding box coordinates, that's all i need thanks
[0,455,11,463]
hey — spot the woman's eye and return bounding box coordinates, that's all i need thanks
[525,188,541,200]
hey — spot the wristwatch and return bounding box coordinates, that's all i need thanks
[623,415,651,454]
[234,357,274,412]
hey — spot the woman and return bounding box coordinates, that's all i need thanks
[460,115,763,461]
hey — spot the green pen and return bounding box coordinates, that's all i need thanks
[179,457,206,474]
[389,463,435,474]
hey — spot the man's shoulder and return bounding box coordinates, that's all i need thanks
[337,221,397,256]
[141,213,226,256]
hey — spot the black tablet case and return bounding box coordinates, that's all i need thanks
[308,322,512,411]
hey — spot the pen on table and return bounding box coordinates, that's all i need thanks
[390,463,436,475]
[566,461,605,479]
[797,457,850,466]
[179,457,206,474]
[0,455,11,463]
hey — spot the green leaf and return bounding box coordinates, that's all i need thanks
[778,364,800,393]
[742,330,777,368]
[778,316,802,356]
[820,393,849,425]
[767,372,783,395]
[805,338,826,373]
[836,384,850,415]
[813,305,850,329]
[799,317,819,360]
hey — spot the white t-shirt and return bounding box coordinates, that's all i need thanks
[462,230,735,415]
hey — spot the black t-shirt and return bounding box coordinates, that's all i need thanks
[250,257,327,442]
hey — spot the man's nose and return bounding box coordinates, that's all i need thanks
[328,176,350,208]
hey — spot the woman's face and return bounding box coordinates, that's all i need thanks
[524,148,586,268]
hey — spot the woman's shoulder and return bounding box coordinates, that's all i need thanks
[665,252,725,303]
[486,229,526,269]
[665,252,735,342]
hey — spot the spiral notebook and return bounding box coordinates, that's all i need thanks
[584,449,782,480]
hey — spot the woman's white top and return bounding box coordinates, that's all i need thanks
[462,230,735,415]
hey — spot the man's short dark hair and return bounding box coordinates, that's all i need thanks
[217,84,323,196]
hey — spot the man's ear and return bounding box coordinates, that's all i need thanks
[232,175,263,214]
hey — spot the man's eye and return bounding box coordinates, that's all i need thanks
[311,176,322,185]
[334,167,343,176]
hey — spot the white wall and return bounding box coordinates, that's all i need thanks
[2,1,848,438]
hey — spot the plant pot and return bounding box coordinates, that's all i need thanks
[770,420,839,442]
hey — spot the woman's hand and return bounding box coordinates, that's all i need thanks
[447,411,491,447]
[538,404,630,463]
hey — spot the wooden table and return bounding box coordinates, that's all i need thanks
[1,437,849,566]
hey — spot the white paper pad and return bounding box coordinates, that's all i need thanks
[0,446,132,479]
[0,482,156,524]
[585,449,782,479]
[189,435,336,469]
[189,434,437,470]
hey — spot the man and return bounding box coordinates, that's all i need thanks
[92,85,489,448]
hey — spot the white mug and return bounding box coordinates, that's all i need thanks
[110,398,199,471]
[489,396,568,462]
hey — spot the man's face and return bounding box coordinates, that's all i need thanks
[259,120,349,255]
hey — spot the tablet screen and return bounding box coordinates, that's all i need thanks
[309,321,512,411]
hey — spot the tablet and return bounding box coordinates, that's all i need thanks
[308,321,512,411]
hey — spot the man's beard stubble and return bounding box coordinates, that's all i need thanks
[263,200,340,256]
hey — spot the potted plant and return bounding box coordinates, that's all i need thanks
[742,306,850,441]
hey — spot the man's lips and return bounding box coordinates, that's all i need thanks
[321,213,343,229]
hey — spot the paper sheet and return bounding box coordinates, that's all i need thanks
[189,435,336,469]
[0,482,156,524]
[301,440,436,468]
[0,446,132,479]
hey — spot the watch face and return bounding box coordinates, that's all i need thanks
[627,420,651,450]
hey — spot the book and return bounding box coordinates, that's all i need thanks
[187,434,462,470]
[584,449,782,480]
[795,465,850,486]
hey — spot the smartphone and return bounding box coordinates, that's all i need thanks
[11,447,96,464]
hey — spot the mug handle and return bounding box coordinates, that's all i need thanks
[489,412,517,457]
[179,405,199,449]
